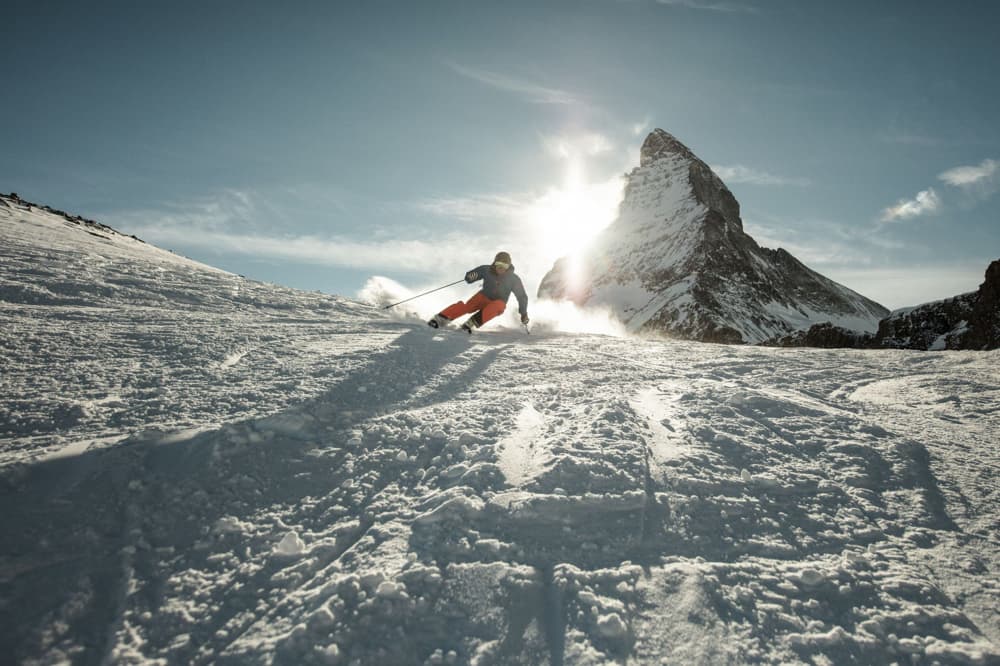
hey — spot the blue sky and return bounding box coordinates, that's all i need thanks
[3,0,999,310]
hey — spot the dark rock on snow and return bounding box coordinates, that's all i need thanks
[875,260,1000,351]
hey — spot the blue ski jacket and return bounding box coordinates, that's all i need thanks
[465,264,529,316]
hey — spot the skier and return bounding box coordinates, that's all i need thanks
[428,251,530,333]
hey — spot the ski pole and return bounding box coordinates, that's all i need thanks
[382,279,465,310]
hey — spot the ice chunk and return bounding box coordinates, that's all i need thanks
[318,644,341,664]
[214,516,249,535]
[597,612,628,639]
[376,580,409,600]
[275,531,306,557]
[797,568,825,587]
[414,495,485,525]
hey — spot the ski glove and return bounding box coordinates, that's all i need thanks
[465,270,480,283]
[521,313,530,324]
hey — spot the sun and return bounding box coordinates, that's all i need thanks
[527,158,623,268]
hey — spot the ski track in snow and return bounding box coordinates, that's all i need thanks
[630,384,690,477]
[2,198,1000,665]
[496,402,548,488]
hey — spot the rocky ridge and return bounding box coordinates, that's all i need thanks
[767,259,1000,351]
[1,192,144,244]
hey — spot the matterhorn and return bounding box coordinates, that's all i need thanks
[538,129,889,343]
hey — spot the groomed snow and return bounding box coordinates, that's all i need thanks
[2,198,999,665]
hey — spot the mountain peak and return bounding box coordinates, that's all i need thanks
[539,131,890,342]
[640,128,696,166]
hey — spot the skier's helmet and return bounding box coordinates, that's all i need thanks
[493,251,512,268]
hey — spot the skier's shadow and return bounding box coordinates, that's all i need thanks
[0,324,505,665]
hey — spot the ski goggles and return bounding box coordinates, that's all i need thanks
[493,261,510,270]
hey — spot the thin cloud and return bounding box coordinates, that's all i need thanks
[136,189,259,231]
[103,189,286,238]
[105,191,488,274]
[656,0,759,14]
[415,194,526,222]
[739,216,982,309]
[712,164,809,186]
[122,221,480,272]
[445,61,580,105]
[938,158,999,194]
[744,217,900,270]
[880,188,941,223]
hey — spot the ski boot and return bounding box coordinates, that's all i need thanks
[460,311,483,334]
[427,314,451,329]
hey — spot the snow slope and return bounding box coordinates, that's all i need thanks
[2,197,999,665]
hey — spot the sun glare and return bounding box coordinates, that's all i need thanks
[527,159,623,267]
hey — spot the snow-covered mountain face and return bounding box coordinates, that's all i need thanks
[3,195,1000,665]
[538,130,889,343]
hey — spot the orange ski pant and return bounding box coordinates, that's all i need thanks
[440,292,506,324]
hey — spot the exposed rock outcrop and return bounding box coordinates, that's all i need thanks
[874,260,1000,351]
[768,259,999,351]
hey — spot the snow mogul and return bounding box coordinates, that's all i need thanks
[427,251,530,333]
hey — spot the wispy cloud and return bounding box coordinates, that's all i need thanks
[742,214,985,308]
[712,164,809,186]
[105,189,264,234]
[541,132,615,159]
[105,190,492,275]
[445,61,580,105]
[938,158,999,194]
[874,158,999,223]
[415,194,527,222]
[879,188,941,223]
[126,221,490,275]
[656,0,759,14]
[745,216,901,270]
